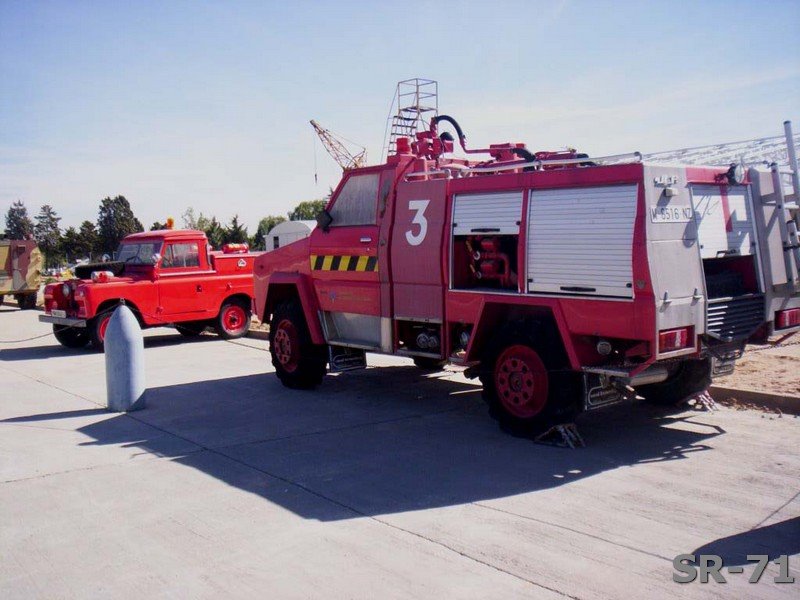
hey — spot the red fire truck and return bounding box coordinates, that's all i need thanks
[254,116,800,434]
[40,229,257,350]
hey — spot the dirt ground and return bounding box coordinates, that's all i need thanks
[714,341,800,397]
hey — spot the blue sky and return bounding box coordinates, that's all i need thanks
[2,0,799,232]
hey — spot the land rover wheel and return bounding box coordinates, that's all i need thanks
[216,300,251,339]
[89,311,113,351]
[176,321,207,337]
[480,329,578,435]
[53,325,89,348]
[269,301,327,389]
[637,358,712,406]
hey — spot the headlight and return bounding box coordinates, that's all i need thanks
[61,283,71,297]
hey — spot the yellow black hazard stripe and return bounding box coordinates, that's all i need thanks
[310,254,378,272]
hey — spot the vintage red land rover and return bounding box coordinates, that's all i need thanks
[254,115,799,435]
[40,229,258,350]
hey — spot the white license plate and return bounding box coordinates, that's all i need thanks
[51,309,67,318]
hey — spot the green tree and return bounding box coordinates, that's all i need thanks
[34,205,62,268]
[150,221,165,231]
[182,207,198,229]
[204,217,225,249]
[96,195,144,254]
[221,215,248,245]
[287,199,327,221]
[251,215,286,250]
[4,200,34,240]
[77,220,99,259]
[60,226,82,262]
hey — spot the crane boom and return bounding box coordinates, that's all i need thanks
[310,120,367,170]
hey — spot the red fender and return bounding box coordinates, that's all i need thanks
[263,272,325,345]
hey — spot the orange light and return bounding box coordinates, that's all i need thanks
[165,217,175,229]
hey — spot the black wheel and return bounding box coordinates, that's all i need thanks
[215,300,251,339]
[53,324,90,348]
[637,358,712,406]
[479,324,579,436]
[16,293,37,310]
[269,301,327,389]
[413,357,447,370]
[89,310,113,351]
[176,321,207,337]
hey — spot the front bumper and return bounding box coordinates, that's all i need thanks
[39,315,87,328]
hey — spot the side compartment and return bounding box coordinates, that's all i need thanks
[527,184,638,298]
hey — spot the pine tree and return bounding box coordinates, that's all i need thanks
[4,200,34,240]
[77,220,99,259]
[204,217,225,249]
[60,227,82,262]
[222,215,248,245]
[34,205,62,268]
[96,196,143,254]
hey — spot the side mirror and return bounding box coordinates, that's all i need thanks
[101,254,111,263]
[151,253,162,266]
[316,209,333,232]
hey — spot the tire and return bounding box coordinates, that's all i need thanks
[413,357,447,370]
[637,358,712,406]
[176,321,207,337]
[89,310,113,351]
[53,324,90,348]
[216,300,251,339]
[479,324,579,436]
[269,301,327,389]
[16,293,37,310]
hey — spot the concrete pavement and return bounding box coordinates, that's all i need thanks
[1,305,798,598]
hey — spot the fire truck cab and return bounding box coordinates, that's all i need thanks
[254,116,800,434]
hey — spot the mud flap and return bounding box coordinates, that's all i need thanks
[328,345,367,372]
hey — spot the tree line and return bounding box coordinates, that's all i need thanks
[3,196,328,268]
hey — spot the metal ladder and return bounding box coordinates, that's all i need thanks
[769,120,800,286]
[383,78,438,159]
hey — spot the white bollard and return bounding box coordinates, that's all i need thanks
[104,304,146,412]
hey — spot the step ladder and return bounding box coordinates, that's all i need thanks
[383,78,438,159]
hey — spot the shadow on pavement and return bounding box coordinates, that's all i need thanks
[691,517,800,565]
[3,366,728,523]
[0,331,220,361]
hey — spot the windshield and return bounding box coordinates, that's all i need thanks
[116,241,162,265]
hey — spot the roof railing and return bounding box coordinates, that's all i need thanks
[404,151,642,180]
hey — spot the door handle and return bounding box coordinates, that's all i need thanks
[359,237,372,243]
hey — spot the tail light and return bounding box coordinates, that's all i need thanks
[659,327,693,352]
[776,308,800,329]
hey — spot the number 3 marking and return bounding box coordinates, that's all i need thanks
[405,199,429,246]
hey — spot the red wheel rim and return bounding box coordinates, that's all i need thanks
[494,345,549,418]
[222,305,247,334]
[273,319,299,372]
[98,315,110,342]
